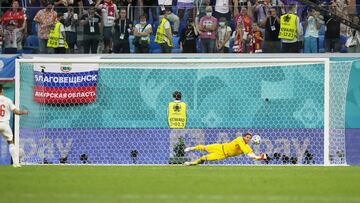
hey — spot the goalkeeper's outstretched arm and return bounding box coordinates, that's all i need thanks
[247,152,267,161]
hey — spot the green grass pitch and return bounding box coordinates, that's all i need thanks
[1,165,360,203]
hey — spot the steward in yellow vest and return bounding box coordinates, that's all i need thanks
[155,10,173,53]
[47,17,68,51]
[278,13,297,40]
[278,3,302,53]
[168,91,187,129]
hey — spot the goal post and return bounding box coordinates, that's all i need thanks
[14,57,350,165]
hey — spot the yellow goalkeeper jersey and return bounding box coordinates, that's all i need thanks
[222,136,253,157]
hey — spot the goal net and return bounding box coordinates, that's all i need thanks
[15,57,351,165]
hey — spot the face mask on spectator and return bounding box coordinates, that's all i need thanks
[206,12,212,17]
[219,22,225,27]
[140,21,147,25]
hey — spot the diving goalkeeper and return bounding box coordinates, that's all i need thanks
[184,132,266,166]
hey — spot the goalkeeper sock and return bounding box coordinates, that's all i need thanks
[192,145,206,151]
[9,144,19,165]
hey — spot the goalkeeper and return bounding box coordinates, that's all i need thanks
[184,132,266,166]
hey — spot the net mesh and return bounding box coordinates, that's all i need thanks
[329,61,352,165]
[17,59,350,165]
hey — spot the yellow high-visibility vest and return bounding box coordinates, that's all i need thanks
[155,18,173,47]
[168,101,186,129]
[278,13,297,40]
[47,22,68,48]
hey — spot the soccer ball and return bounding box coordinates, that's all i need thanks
[251,135,261,145]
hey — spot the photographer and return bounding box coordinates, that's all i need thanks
[64,6,78,53]
[80,5,101,53]
[133,15,152,53]
[263,7,280,53]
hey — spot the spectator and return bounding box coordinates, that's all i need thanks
[333,0,349,20]
[118,0,137,22]
[232,15,245,53]
[155,9,173,53]
[158,2,180,35]
[54,0,70,14]
[34,1,57,54]
[47,13,68,53]
[3,21,23,54]
[324,2,341,53]
[269,0,284,17]
[142,0,158,23]
[64,6,78,53]
[177,0,194,21]
[214,0,232,23]
[303,9,323,53]
[263,7,280,53]
[96,0,118,53]
[278,3,302,53]
[113,8,132,53]
[1,0,26,46]
[253,0,269,27]
[199,6,217,53]
[179,17,198,53]
[216,17,232,53]
[345,15,360,53]
[194,0,210,20]
[80,5,101,53]
[248,22,263,53]
[133,14,152,53]
[234,1,254,52]
[1,1,26,30]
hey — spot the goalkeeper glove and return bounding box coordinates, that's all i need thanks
[254,153,267,161]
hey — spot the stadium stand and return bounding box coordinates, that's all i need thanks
[0,0,359,54]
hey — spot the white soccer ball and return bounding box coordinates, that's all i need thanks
[251,135,261,145]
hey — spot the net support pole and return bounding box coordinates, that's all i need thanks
[14,60,21,165]
[324,58,330,166]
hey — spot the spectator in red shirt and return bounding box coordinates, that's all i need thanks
[1,0,26,31]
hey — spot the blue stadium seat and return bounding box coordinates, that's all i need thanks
[319,35,325,53]
[172,36,181,53]
[196,38,202,53]
[150,35,161,53]
[229,37,234,53]
[32,22,38,34]
[23,35,39,53]
[25,35,39,47]
[152,21,159,35]
[319,24,325,36]
[129,35,135,53]
[340,34,348,53]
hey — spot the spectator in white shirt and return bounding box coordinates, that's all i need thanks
[303,9,323,53]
